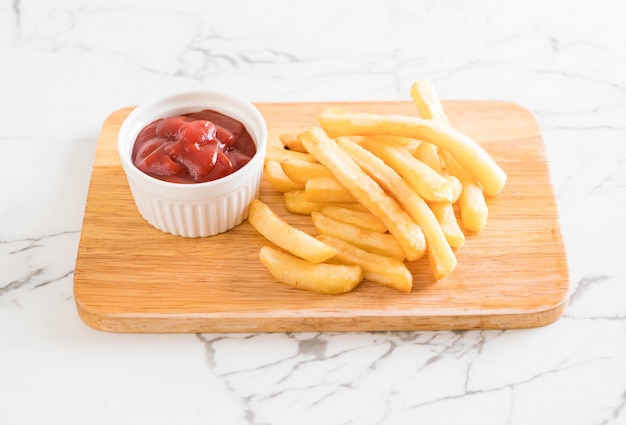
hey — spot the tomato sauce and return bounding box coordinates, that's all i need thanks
[131,110,257,183]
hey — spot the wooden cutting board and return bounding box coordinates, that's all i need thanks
[73,100,569,333]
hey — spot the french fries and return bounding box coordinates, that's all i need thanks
[311,211,406,261]
[284,190,362,215]
[305,176,358,203]
[414,140,443,172]
[410,79,467,246]
[317,234,412,292]
[300,127,426,262]
[411,80,488,232]
[459,183,488,233]
[264,161,303,192]
[336,137,456,280]
[428,201,465,249]
[361,138,455,203]
[248,199,336,264]
[318,107,507,196]
[441,150,488,233]
[283,190,324,214]
[280,159,333,185]
[410,80,450,124]
[279,132,307,153]
[320,205,387,233]
[444,175,463,202]
[259,246,363,294]
[251,79,506,294]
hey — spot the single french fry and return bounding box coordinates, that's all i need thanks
[279,133,308,153]
[259,246,363,294]
[410,80,450,124]
[459,183,488,233]
[318,108,506,196]
[311,211,406,261]
[248,199,336,263]
[362,138,455,203]
[337,137,456,280]
[414,140,442,173]
[284,190,363,215]
[320,205,387,233]
[305,176,358,203]
[444,174,463,203]
[428,202,465,249]
[280,159,333,185]
[266,146,317,164]
[317,234,412,292]
[300,127,425,262]
[283,190,324,214]
[264,160,304,192]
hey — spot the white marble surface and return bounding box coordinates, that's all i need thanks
[1,0,625,424]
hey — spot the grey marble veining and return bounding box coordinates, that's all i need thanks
[1,0,625,424]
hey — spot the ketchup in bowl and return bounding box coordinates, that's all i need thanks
[131,109,257,184]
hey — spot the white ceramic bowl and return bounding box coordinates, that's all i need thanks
[118,89,267,237]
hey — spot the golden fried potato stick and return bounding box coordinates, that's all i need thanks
[441,150,488,233]
[414,140,443,172]
[459,184,488,232]
[444,175,463,203]
[305,176,358,203]
[428,201,465,249]
[259,246,363,294]
[336,137,456,280]
[280,159,333,185]
[283,190,362,215]
[317,234,412,292]
[283,190,325,214]
[362,138,455,203]
[264,161,304,192]
[248,199,336,263]
[410,80,450,124]
[318,108,506,196]
[311,211,407,261]
[299,127,426,261]
[279,133,308,153]
[320,205,387,233]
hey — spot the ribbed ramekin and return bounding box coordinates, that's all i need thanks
[117,89,267,237]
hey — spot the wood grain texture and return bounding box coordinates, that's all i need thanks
[73,100,569,333]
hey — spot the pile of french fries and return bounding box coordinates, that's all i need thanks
[248,80,507,294]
